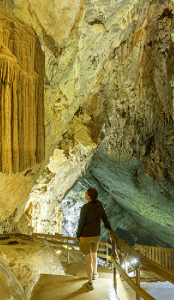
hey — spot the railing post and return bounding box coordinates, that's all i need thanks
[112,239,117,292]
[136,250,140,300]
[136,267,140,300]
[67,239,69,263]
[106,245,108,268]
[169,250,171,271]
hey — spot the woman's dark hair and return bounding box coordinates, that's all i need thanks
[87,188,98,201]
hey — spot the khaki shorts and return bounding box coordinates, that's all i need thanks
[80,236,100,255]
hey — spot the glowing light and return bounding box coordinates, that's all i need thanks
[121,257,139,270]
[131,258,138,265]
[56,250,62,254]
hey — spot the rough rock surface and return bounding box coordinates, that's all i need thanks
[0,234,65,299]
[0,257,25,300]
[62,147,174,248]
[25,112,100,233]
[0,10,45,174]
[0,0,174,252]
[59,0,174,248]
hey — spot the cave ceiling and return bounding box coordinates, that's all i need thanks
[0,0,174,249]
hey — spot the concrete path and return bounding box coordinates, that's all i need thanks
[30,260,170,300]
[30,262,119,300]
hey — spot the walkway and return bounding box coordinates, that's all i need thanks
[30,262,119,300]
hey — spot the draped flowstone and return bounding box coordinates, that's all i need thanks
[0,10,45,173]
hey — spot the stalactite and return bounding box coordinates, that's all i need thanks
[0,10,45,173]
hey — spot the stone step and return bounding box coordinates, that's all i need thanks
[61,262,113,279]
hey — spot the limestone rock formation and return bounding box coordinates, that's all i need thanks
[0,234,65,299]
[0,10,45,174]
[0,0,174,257]
[25,113,100,234]
[0,257,25,300]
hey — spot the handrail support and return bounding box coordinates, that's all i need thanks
[112,239,117,292]
[136,251,140,300]
[67,239,69,263]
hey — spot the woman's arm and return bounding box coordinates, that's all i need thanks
[76,206,86,238]
[101,205,111,230]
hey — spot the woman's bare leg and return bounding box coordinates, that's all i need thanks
[85,253,93,283]
[92,252,97,274]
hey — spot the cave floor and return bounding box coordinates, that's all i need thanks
[30,260,174,300]
[30,266,118,300]
[30,259,118,300]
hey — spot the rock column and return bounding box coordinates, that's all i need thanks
[0,10,45,173]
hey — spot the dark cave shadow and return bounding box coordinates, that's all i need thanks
[53,283,90,300]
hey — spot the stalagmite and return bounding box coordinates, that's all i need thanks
[0,10,45,173]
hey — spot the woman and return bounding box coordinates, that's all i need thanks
[76,188,112,290]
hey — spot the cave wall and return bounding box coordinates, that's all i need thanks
[78,148,174,247]
[0,256,25,300]
[0,0,174,244]
[59,0,174,248]
[0,234,65,299]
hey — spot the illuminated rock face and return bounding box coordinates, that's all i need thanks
[0,234,65,299]
[0,0,174,251]
[0,257,25,300]
[25,113,100,234]
[0,10,45,173]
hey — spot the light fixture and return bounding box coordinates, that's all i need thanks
[131,258,138,265]
[121,257,139,270]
